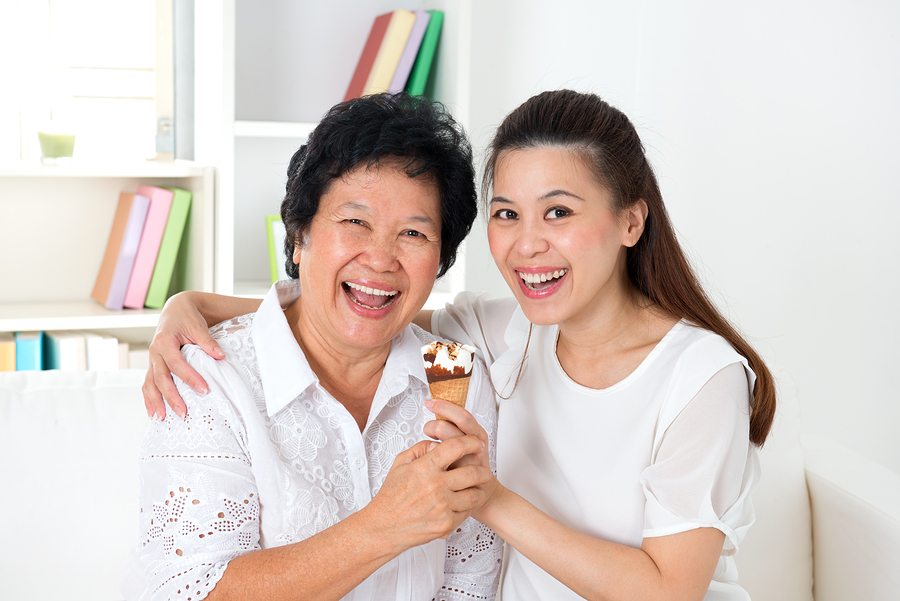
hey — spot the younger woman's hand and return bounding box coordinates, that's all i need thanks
[423,398,500,510]
[423,398,489,454]
[143,292,225,419]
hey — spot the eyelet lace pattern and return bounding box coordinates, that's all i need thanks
[129,313,501,600]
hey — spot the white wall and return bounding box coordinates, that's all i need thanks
[464,0,900,471]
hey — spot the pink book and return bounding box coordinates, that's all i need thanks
[123,186,173,309]
[388,10,431,93]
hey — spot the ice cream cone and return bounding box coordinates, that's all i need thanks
[422,340,476,419]
[428,376,470,419]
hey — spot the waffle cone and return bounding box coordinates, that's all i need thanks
[428,376,470,419]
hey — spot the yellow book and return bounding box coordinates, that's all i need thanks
[363,10,416,95]
[0,332,15,371]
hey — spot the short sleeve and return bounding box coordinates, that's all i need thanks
[640,362,758,554]
[431,292,518,367]
[122,349,261,601]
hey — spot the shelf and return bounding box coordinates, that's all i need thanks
[0,160,209,179]
[0,302,161,332]
[233,121,317,139]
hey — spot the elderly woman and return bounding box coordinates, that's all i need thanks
[123,94,501,601]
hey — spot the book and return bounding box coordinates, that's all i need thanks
[345,12,393,101]
[124,186,174,309]
[118,342,130,369]
[15,332,44,371]
[85,333,120,371]
[363,10,417,95]
[388,10,431,93]
[405,10,444,97]
[92,192,151,310]
[127,344,150,370]
[44,331,87,371]
[266,215,290,283]
[0,332,15,371]
[144,187,192,309]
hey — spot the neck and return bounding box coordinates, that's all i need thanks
[284,300,388,405]
[557,275,648,358]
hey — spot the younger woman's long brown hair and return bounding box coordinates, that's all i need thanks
[483,89,776,445]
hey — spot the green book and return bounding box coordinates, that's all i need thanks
[144,187,192,309]
[404,10,443,96]
[266,214,289,283]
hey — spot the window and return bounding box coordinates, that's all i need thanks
[0,0,170,162]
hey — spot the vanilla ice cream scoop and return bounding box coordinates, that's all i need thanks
[422,341,475,418]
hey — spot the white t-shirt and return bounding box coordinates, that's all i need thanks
[433,293,759,601]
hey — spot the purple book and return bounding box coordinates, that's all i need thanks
[107,193,150,309]
[388,10,431,93]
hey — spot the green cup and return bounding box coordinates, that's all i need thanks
[38,131,76,159]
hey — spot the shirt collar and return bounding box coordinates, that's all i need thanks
[251,280,430,419]
[251,280,317,417]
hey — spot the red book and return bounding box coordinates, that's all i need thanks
[344,12,392,101]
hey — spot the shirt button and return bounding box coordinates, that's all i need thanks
[354,458,364,468]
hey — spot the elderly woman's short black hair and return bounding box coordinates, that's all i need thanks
[281,93,477,278]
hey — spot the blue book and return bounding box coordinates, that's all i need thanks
[15,332,44,371]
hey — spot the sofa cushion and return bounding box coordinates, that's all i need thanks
[0,370,148,601]
[735,384,814,601]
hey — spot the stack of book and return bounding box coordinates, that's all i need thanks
[0,331,149,372]
[345,9,444,100]
[92,185,192,311]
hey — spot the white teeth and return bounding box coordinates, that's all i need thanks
[517,269,567,284]
[344,281,398,296]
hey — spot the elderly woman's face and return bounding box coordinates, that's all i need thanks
[293,161,442,352]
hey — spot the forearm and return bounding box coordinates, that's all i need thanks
[208,508,400,601]
[479,488,711,601]
[179,291,261,327]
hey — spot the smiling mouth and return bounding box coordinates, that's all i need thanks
[517,269,568,291]
[342,281,400,310]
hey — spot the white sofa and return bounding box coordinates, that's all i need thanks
[1,370,898,600]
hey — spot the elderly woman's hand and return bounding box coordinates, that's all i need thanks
[365,435,493,553]
[143,291,225,419]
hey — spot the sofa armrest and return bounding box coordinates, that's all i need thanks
[804,439,900,601]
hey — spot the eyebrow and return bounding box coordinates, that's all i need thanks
[490,189,586,204]
[338,201,437,226]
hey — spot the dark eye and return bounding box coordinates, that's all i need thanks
[492,208,518,220]
[345,218,366,226]
[403,230,423,238]
[545,207,570,220]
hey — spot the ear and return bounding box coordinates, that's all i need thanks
[622,199,649,248]
[292,237,302,266]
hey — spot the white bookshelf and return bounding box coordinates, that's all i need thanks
[0,302,161,332]
[0,160,215,335]
[194,0,471,305]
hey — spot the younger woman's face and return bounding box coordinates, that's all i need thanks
[487,146,642,328]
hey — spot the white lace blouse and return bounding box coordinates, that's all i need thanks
[122,281,502,601]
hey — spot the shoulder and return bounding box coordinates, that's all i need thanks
[654,322,753,435]
[438,292,518,326]
[668,321,749,375]
[169,316,260,433]
[433,292,522,365]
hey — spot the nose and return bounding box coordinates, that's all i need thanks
[360,235,401,272]
[514,218,551,258]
